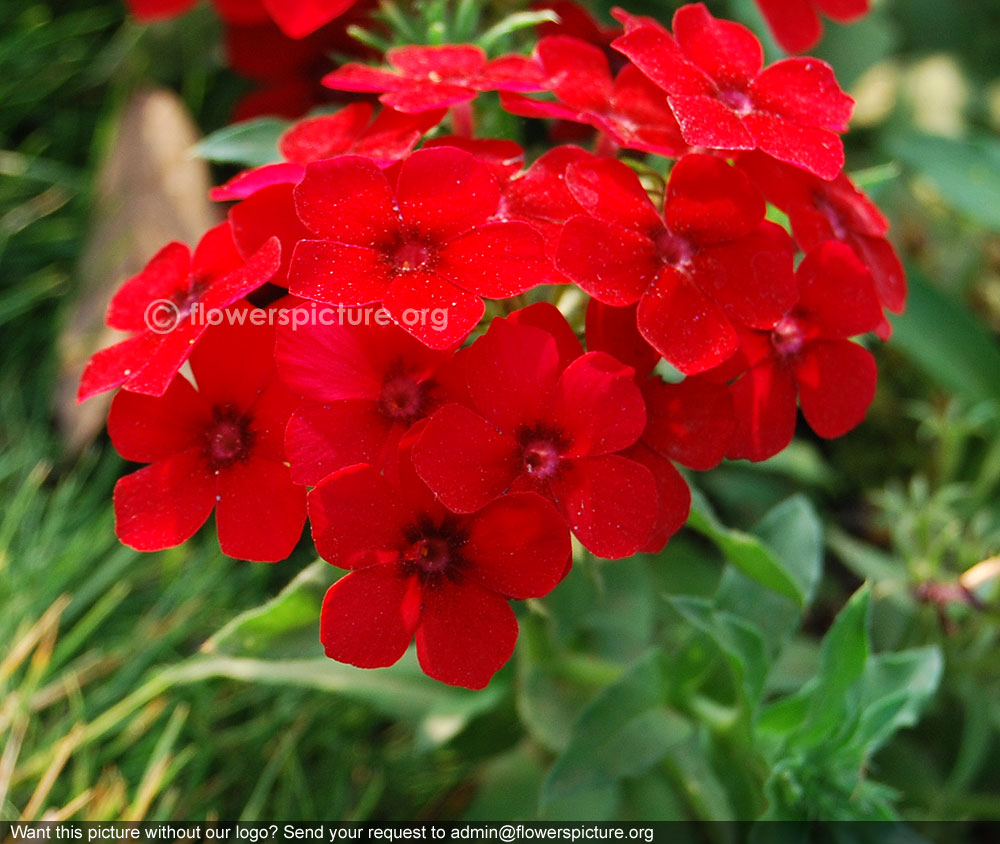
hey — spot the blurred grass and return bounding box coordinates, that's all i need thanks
[1,0,1000,826]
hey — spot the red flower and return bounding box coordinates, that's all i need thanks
[498,145,595,263]
[323,45,546,113]
[275,306,462,485]
[127,0,359,39]
[754,0,870,54]
[500,36,687,158]
[288,146,551,349]
[78,224,281,401]
[211,103,445,202]
[412,311,657,559]
[556,153,796,375]
[723,241,883,461]
[612,3,854,180]
[109,314,306,561]
[534,1,622,51]
[738,150,905,319]
[310,457,570,688]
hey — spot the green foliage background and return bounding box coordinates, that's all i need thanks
[2,0,1000,831]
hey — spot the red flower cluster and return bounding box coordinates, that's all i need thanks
[84,2,902,688]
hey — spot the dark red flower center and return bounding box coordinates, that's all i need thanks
[203,406,255,469]
[390,237,435,273]
[378,372,428,422]
[517,424,568,480]
[655,231,695,268]
[719,87,753,116]
[771,315,805,358]
[401,516,468,584]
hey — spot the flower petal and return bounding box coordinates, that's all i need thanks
[308,464,407,569]
[412,403,519,513]
[108,375,208,463]
[550,454,657,559]
[464,492,570,599]
[293,156,400,246]
[672,2,763,87]
[795,340,876,438]
[320,566,418,668]
[641,376,734,470]
[727,360,798,461]
[416,580,517,689]
[288,241,392,306]
[437,221,550,297]
[216,458,306,561]
[556,216,656,306]
[638,266,738,374]
[383,270,484,349]
[552,352,646,457]
[396,146,501,241]
[114,450,214,552]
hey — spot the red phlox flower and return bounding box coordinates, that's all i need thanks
[127,0,360,39]
[611,3,854,180]
[500,36,687,158]
[534,1,622,52]
[738,151,905,322]
[556,152,796,375]
[412,309,658,559]
[323,44,546,113]
[421,136,526,184]
[78,223,281,401]
[211,103,445,202]
[288,146,551,349]
[498,144,596,265]
[721,241,883,461]
[275,306,464,486]
[754,0,870,54]
[109,312,306,561]
[310,449,571,688]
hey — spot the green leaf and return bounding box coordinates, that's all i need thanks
[888,131,1000,230]
[687,490,808,604]
[849,647,943,756]
[889,265,1000,403]
[752,495,823,606]
[667,596,769,707]
[167,651,504,746]
[192,118,289,167]
[204,560,329,659]
[542,650,691,804]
